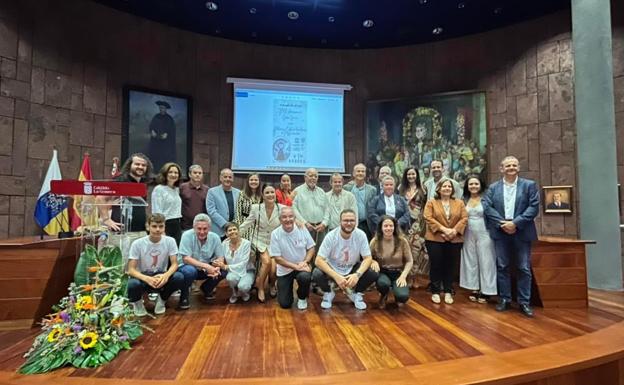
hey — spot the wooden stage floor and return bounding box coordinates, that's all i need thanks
[0,288,623,384]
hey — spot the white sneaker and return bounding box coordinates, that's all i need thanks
[444,293,454,304]
[431,294,441,304]
[171,290,181,298]
[347,292,367,310]
[321,291,335,309]
[241,291,251,302]
[229,289,239,304]
[131,300,147,317]
[148,292,158,302]
[297,298,308,310]
[154,295,167,315]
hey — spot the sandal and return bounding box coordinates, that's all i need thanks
[468,291,479,302]
[477,294,489,304]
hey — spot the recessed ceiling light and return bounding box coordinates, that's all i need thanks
[363,19,374,28]
[458,2,465,8]
[288,11,299,20]
[328,16,335,22]
[419,0,427,4]
[432,27,443,35]
[249,7,257,14]
[494,6,503,14]
[205,1,218,11]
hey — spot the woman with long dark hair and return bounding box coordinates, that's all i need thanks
[151,162,183,244]
[399,167,429,289]
[460,175,496,303]
[275,173,295,206]
[235,173,262,238]
[369,215,413,309]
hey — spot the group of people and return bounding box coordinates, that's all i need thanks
[102,152,540,318]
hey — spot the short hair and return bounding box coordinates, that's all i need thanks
[352,163,366,173]
[188,164,203,173]
[331,173,343,181]
[434,178,455,200]
[193,213,211,226]
[220,168,233,176]
[156,162,182,186]
[379,165,392,174]
[430,160,443,168]
[305,168,318,176]
[223,221,239,233]
[500,156,519,166]
[381,176,395,185]
[147,213,166,225]
[340,208,357,220]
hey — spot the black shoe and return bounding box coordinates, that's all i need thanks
[178,297,190,310]
[204,289,216,300]
[495,300,511,312]
[519,304,534,318]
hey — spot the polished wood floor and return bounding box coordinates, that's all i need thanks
[0,288,623,382]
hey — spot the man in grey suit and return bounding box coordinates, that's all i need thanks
[344,163,377,239]
[206,168,241,238]
[482,156,540,317]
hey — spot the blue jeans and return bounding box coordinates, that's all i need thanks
[494,235,532,305]
[127,271,184,302]
[178,264,227,299]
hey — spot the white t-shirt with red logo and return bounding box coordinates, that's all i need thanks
[129,235,178,274]
[318,227,371,276]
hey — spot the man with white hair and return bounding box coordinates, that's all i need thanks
[323,173,358,231]
[293,168,328,246]
[344,163,377,239]
[206,168,240,238]
[373,165,393,195]
[177,213,225,309]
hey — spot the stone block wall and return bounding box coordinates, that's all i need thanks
[0,0,621,239]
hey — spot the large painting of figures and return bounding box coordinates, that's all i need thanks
[122,86,193,174]
[366,91,487,186]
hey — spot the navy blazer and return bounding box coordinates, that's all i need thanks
[367,193,411,234]
[482,178,540,242]
[206,185,241,237]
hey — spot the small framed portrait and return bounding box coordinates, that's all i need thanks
[122,86,193,175]
[543,185,573,214]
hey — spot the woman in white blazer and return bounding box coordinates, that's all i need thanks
[240,184,284,302]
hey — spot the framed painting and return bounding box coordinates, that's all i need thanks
[543,185,573,214]
[366,90,487,187]
[122,86,193,175]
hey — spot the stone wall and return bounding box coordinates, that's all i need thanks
[0,0,621,239]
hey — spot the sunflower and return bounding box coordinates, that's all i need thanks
[79,332,98,349]
[47,329,62,343]
[75,296,94,310]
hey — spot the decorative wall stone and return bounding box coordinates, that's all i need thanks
[549,71,574,121]
[0,78,29,101]
[0,116,13,155]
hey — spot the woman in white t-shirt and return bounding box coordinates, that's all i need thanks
[219,222,254,303]
[151,162,183,245]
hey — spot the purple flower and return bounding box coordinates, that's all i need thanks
[60,311,70,323]
[72,324,82,332]
[119,334,128,341]
[74,346,83,354]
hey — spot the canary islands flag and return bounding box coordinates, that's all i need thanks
[34,150,69,235]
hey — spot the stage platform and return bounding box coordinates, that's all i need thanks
[0,288,623,385]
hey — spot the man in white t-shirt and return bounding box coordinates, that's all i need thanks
[312,209,378,310]
[270,207,316,310]
[127,214,184,316]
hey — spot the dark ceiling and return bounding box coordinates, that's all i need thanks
[95,0,571,49]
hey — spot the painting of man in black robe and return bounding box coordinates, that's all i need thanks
[148,100,177,171]
[124,88,191,175]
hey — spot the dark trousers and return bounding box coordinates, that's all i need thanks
[276,270,312,309]
[377,269,410,303]
[494,235,533,305]
[178,264,227,299]
[127,271,184,302]
[358,220,372,240]
[312,263,378,294]
[165,218,182,245]
[426,241,462,294]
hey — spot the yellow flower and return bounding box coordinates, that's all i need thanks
[75,296,93,310]
[79,332,98,349]
[47,329,62,343]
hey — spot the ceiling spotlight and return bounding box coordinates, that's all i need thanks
[362,19,374,28]
[458,2,465,8]
[494,7,503,14]
[288,11,299,20]
[328,16,335,22]
[249,7,257,14]
[419,0,427,4]
[205,1,218,11]
[432,27,443,35]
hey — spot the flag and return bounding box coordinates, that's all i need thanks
[70,153,97,231]
[34,150,70,235]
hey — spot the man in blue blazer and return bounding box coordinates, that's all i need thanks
[344,163,377,239]
[206,168,241,238]
[482,156,540,317]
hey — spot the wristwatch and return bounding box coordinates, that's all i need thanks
[355,271,363,278]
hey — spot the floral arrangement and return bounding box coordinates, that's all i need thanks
[19,244,144,374]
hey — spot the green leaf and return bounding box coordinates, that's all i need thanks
[74,245,98,286]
